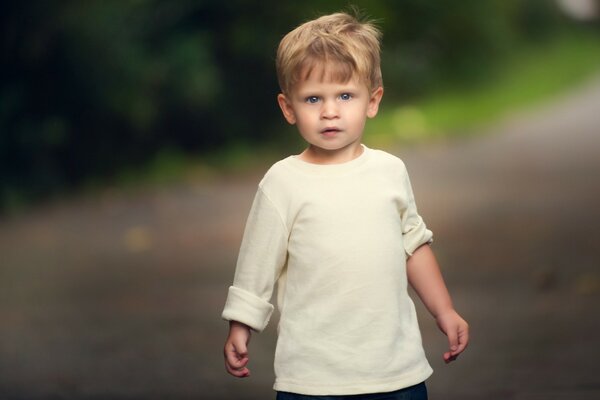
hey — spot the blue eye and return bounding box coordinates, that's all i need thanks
[340,93,352,101]
[306,96,319,104]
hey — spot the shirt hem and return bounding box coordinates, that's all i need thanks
[273,365,433,396]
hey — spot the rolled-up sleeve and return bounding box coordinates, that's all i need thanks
[399,164,433,258]
[221,187,288,332]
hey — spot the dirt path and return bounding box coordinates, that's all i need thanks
[1,76,599,399]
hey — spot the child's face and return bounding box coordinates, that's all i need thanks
[277,65,383,162]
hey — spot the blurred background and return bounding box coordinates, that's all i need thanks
[1,0,599,399]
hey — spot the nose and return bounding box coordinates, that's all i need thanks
[320,100,339,119]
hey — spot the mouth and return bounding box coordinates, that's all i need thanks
[320,127,341,136]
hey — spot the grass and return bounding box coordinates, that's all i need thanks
[364,32,600,148]
[95,141,284,192]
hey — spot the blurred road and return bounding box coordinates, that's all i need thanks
[1,76,600,399]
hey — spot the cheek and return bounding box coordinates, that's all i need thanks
[348,104,369,121]
[295,110,316,125]
[296,119,315,133]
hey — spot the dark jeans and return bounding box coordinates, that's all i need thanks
[276,382,428,400]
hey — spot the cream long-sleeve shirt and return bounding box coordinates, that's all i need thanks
[222,145,434,395]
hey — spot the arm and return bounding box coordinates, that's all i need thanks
[221,187,288,377]
[406,244,469,363]
[224,321,252,377]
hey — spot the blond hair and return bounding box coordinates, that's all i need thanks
[276,12,382,95]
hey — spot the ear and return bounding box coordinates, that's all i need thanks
[366,86,384,119]
[277,93,296,125]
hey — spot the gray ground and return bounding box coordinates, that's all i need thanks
[1,76,599,399]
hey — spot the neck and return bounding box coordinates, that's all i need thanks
[299,143,364,165]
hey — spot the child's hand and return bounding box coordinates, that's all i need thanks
[224,321,252,377]
[435,309,469,363]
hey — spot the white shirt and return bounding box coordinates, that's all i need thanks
[222,145,433,395]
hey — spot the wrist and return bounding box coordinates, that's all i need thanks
[229,320,252,332]
[433,306,456,320]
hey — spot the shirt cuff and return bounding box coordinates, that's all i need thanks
[221,286,274,332]
[404,223,434,257]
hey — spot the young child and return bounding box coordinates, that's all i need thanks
[222,11,469,399]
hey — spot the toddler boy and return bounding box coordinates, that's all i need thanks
[222,11,469,399]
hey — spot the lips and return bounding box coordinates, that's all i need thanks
[321,127,341,136]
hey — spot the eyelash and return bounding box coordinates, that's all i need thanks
[304,93,353,103]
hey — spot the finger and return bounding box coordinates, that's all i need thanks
[233,336,249,359]
[446,324,459,355]
[224,343,248,369]
[443,351,458,364]
[454,323,470,355]
[224,345,250,377]
[224,359,250,378]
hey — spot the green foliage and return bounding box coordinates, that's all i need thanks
[0,0,595,211]
[365,33,600,145]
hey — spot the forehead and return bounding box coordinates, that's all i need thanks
[293,60,366,90]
